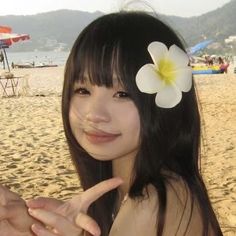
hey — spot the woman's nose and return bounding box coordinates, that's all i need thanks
[85,100,111,123]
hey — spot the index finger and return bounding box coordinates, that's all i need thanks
[81,177,123,211]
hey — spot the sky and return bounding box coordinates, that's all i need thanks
[0,0,232,17]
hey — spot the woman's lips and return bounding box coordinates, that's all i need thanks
[84,130,121,144]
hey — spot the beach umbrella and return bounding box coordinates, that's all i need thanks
[0,32,30,46]
[188,40,214,56]
[0,26,30,71]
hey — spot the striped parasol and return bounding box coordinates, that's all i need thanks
[0,26,30,71]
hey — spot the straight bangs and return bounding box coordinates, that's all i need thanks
[69,35,137,95]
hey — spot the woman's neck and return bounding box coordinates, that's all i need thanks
[112,154,135,200]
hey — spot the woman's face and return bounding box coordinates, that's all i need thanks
[69,80,140,161]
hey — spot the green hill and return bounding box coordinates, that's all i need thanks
[0,10,102,51]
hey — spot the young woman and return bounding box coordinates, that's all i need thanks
[0,11,223,236]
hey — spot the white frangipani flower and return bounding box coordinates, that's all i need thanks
[135,41,192,108]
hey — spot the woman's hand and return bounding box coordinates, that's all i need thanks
[27,177,123,236]
[0,184,40,236]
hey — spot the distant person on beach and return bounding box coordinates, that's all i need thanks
[205,55,213,66]
[0,51,4,62]
[218,56,229,73]
[0,50,5,69]
[0,12,223,236]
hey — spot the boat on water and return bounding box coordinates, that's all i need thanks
[13,63,34,69]
[13,62,58,69]
[34,64,58,68]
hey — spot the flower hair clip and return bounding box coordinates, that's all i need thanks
[135,41,192,108]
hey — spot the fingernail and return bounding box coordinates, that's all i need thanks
[28,208,35,215]
[31,224,43,234]
[26,199,32,206]
[92,228,101,236]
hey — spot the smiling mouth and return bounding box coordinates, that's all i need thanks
[84,130,121,144]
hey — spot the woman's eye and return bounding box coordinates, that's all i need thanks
[74,87,90,95]
[114,91,130,98]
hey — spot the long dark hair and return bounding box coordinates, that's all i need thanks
[62,11,222,236]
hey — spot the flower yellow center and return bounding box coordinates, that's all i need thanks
[158,59,176,85]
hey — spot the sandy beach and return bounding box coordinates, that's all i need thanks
[0,66,235,235]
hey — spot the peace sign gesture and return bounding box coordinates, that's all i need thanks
[27,177,123,236]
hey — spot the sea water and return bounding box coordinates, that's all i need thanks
[4,51,70,66]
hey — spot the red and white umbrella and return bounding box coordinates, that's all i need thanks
[0,32,30,46]
[0,26,30,71]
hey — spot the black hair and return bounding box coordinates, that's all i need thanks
[62,11,222,236]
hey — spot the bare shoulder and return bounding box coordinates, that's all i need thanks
[164,176,204,235]
[109,177,205,236]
